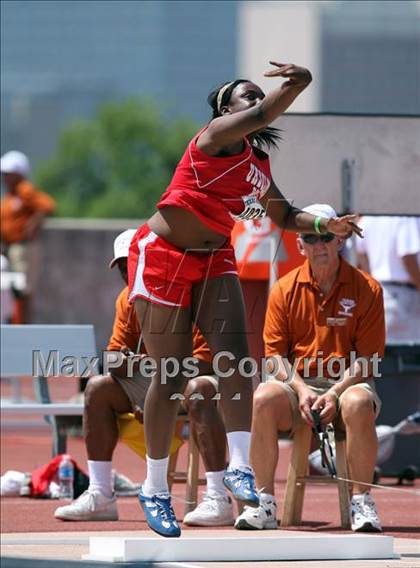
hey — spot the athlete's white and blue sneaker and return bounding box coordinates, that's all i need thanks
[138,486,181,538]
[223,467,259,507]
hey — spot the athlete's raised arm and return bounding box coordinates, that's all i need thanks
[197,62,312,155]
[260,181,363,238]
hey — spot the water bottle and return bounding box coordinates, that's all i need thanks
[58,454,74,500]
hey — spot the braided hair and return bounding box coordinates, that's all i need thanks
[207,79,282,151]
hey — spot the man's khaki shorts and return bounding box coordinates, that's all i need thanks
[267,377,382,436]
[7,242,29,274]
[113,372,219,411]
[6,242,37,293]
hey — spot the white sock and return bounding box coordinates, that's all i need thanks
[206,470,227,497]
[143,455,169,496]
[88,460,113,497]
[227,431,251,471]
[352,493,367,500]
[259,492,276,506]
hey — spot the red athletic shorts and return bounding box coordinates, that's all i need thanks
[128,224,238,308]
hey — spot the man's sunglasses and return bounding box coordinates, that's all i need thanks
[300,233,335,245]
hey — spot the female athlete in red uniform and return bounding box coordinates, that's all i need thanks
[128,61,361,537]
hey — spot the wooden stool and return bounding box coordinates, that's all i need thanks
[168,414,206,516]
[281,423,351,529]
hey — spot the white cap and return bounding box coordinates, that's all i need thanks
[0,151,31,177]
[109,229,137,269]
[302,203,337,219]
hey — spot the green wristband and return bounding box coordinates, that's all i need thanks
[314,216,323,234]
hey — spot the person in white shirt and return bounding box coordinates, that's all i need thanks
[0,254,14,323]
[356,216,420,342]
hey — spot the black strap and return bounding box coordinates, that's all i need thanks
[311,409,337,478]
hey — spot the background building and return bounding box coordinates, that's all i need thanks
[1,1,420,171]
[240,1,420,114]
[1,0,237,165]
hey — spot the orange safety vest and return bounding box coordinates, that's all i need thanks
[232,219,304,281]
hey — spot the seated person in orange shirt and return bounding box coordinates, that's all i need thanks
[235,204,385,533]
[0,151,56,322]
[55,230,233,526]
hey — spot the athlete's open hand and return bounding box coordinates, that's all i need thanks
[326,215,363,238]
[264,62,312,87]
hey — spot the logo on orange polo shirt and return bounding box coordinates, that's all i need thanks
[338,298,356,317]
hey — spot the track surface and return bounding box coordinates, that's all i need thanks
[1,377,419,539]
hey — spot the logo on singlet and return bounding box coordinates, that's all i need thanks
[246,163,270,198]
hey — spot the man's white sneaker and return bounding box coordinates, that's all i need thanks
[54,489,118,521]
[351,493,382,532]
[235,497,277,530]
[113,471,141,497]
[183,493,234,526]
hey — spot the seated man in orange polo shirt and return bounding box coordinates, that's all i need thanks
[55,230,233,526]
[235,204,384,533]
